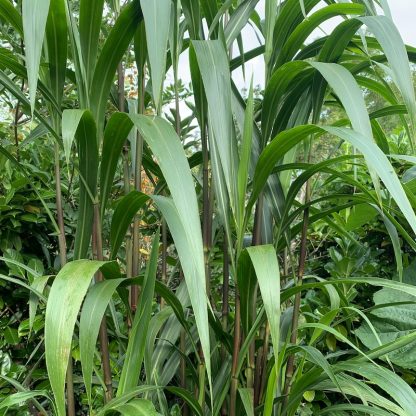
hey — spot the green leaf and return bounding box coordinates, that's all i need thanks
[22,0,51,114]
[356,287,416,369]
[192,40,239,222]
[117,230,159,395]
[110,191,149,259]
[90,0,142,134]
[45,0,67,107]
[200,0,218,32]
[337,362,416,416]
[4,327,19,345]
[79,0,105,85]
[358,15,416,146]
[111,399,162,416]
[133,19,147,77]
[45,260,105,416]
[182,0,201,39]
[80,278,125,406]
[62,109,85,165]
[0,67,59,141]
[344,204,377,232]
[261,60,311,142]
[238,388,254,416]
[312,374,404,416]
[100,112,134,214]
[96,386,161,415]
[144,307,174,384]
[379,0,392,19]
[165,387,204,416]
[275,4,364,67]
[237,247,257,335]
[0,0,23,35]
[129,114,211,391]
[224,0,259,48]
[0,391,49,411]
[0,147,60,233]
[29,275,49,331]
[264,0,277,68]
[208,0,233,39]
[140,0,171,111]
[320,404,392,416]
[237,78,254,243]
[250,125,416,236]
[0,274,46,301]
[310,62,372,139]
[65,110,98,260]
[64,0,88,106]
[246,245,280,367]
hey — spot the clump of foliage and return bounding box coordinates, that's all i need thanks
[1,0,416,415]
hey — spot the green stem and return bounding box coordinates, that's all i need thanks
[230,287,241,416]
[221,232,230,416]
[201,124,212,297]
[197,358,206,408]
[282,181,311,414]
[92,204,113,402]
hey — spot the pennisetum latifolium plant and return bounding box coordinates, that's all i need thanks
[1,0,416,414]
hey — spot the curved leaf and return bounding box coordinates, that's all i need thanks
[100,112,134,214]
[90,0,142,134]
[117,230,159,395]
[110,191,149,259]
[45,260,105,416]
[129,115,211,392]
[358,15,416,145]
[245,245,280,368]
[0,0,23,35]
[250,125,416,235]
[224,0,259,48]
[111,399,162,416]
[80,278,125,406]
[62,110,98,259]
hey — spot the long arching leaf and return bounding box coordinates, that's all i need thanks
[45,0,67,107]
[129,114,211,393]
[45,260,105,416]
[80,278,125,406]
[22,0,50,113]
[100,112,134,214]
[249,125,416,235]
[62,110,98,259]
[117,230,159,395]
[140,0,170,111]
[79,0,105,85]
[110,191,149,259]
[90,0,143,134]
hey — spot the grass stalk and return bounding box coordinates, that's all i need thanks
[282,181,311,413]
[230,287,241,416]
[92,204,113,401]
[257,322,270,405]
[131,64,146,308]
[221,233,230,416]
[117,60,134,320]
[201,125,212,296]
[221,232,230,336]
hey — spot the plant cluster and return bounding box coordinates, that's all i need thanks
[1,0,416,415]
